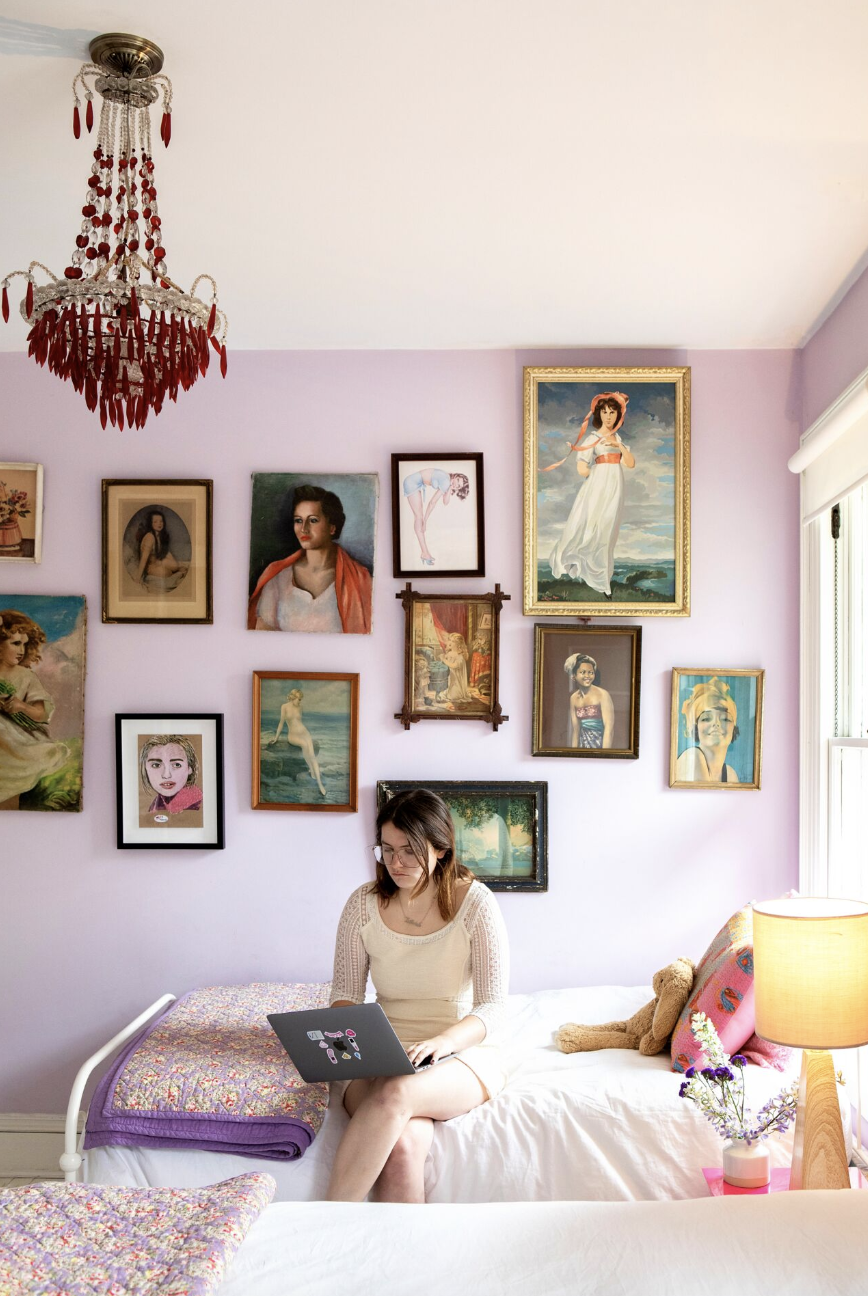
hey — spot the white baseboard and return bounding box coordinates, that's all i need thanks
[0,1113,84,1178]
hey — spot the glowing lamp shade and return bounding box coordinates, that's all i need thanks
[753,898,868,1050]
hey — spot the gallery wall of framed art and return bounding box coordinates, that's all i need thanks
[1,345,801,1116]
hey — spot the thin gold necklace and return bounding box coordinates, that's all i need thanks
[398,889,436,928]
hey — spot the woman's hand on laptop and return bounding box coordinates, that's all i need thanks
[405,1033,457,1066]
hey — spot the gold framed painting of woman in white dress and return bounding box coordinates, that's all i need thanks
[252,671,359,812]
[523,366,690,617]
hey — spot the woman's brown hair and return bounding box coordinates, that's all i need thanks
[373,788,473,921]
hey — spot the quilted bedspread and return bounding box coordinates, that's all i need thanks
[84,983,330,1160]
[0,1172,275,1295]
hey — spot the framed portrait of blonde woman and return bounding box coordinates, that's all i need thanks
[252,671,359,812]
[524,366,690,617]
[669,668,764,790]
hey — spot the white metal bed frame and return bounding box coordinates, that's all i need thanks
[60,993,176,1183]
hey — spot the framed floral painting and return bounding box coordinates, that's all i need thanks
[524,366,690,617]
[102,479,213,624]
[0,463,43,563]
[395,584,509,730]
[115,713,225,847]
[391,452,485,578]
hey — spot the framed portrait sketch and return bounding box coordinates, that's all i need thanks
[252,671,359,812]
[524,366,690,617]
[102,480,213,624]
[377,780,548,892]
[115,714,225,848]
[0,463,43,563]
[395,584,509,730]
[248,473,378,635]
[532,624,641,758]
[391,453,485,577]
[669,669,764,790]
[0,594,86,812]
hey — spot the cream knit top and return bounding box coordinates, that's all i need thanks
[330,880,509,1044]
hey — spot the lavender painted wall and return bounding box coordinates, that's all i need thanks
[802,262,868,428]
[0,346,800,1113]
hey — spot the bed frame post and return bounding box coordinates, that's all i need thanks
[61,993,177,1182]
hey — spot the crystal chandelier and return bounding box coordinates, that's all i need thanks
[2,33,226,430]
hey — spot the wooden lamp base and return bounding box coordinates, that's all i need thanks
[789,1049,850,1191]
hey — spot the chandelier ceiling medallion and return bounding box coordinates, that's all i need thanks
[2,33,226,430]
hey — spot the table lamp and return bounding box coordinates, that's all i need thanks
[753,897,868,1190]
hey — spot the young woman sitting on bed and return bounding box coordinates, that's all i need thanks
[328,787,509,1202]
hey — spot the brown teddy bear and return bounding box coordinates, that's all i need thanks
[556,957,696,1057]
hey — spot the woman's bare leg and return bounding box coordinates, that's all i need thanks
[372,1116,434,1203]
[287,733,326,796]
[406,491,433,562]
[327,1063,486,1202]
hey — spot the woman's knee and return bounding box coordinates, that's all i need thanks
[367,1075,415,1118]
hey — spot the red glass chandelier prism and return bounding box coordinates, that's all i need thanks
[2,33,226,430]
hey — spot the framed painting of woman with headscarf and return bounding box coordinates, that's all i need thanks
[523,366,690,617]
[532,624,642,758]
[669,669,764,789]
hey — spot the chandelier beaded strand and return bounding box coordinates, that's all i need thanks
[1,33,226,430]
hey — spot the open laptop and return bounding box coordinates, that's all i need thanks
[267,1003,453,1081]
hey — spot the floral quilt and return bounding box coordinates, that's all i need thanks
[0,1172,274,1295]
[84,983,331,1160]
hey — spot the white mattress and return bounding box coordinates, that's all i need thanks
[86,985,798,1202]
[220,1193,868,1296]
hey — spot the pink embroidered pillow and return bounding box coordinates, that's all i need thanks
[739,1032,792,1071]
[671,904,757,1073]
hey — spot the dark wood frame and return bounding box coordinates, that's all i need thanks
[252,670,359,812]
[394,583,510,730]
[377,779,548,892]
[102,478,213,624]
[532,624,642,758]
[391,452,485,578]
[115,713,225,849]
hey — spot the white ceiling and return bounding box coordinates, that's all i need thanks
[2,1,868,351]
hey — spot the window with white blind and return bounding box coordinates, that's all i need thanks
[793,377,868,1141]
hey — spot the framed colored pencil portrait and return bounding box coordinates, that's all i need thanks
[524,366,690,617]
[0,462,43,563]
[391,453,485,578]
[669,668,764,790]
[252,671,359,812]
[377,779,548,892]
[532,624,642,758]
[395,584,509,730]
[102,479,213,624]
[115,713,225,848]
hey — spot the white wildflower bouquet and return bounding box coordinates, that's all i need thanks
[678,1012,799,1145]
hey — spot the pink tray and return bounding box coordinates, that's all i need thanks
[702,1166,867,1196]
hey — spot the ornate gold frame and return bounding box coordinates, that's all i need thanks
[523,366,690,617]
[669,667,764,790]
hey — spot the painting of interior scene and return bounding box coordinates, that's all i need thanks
[0,594,86,812]
[412,600,493,715]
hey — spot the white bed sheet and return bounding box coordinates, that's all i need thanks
[86,985,798,1203]
[222,1193,868,1296]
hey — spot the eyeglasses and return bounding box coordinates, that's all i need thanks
[373,844,424,867]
